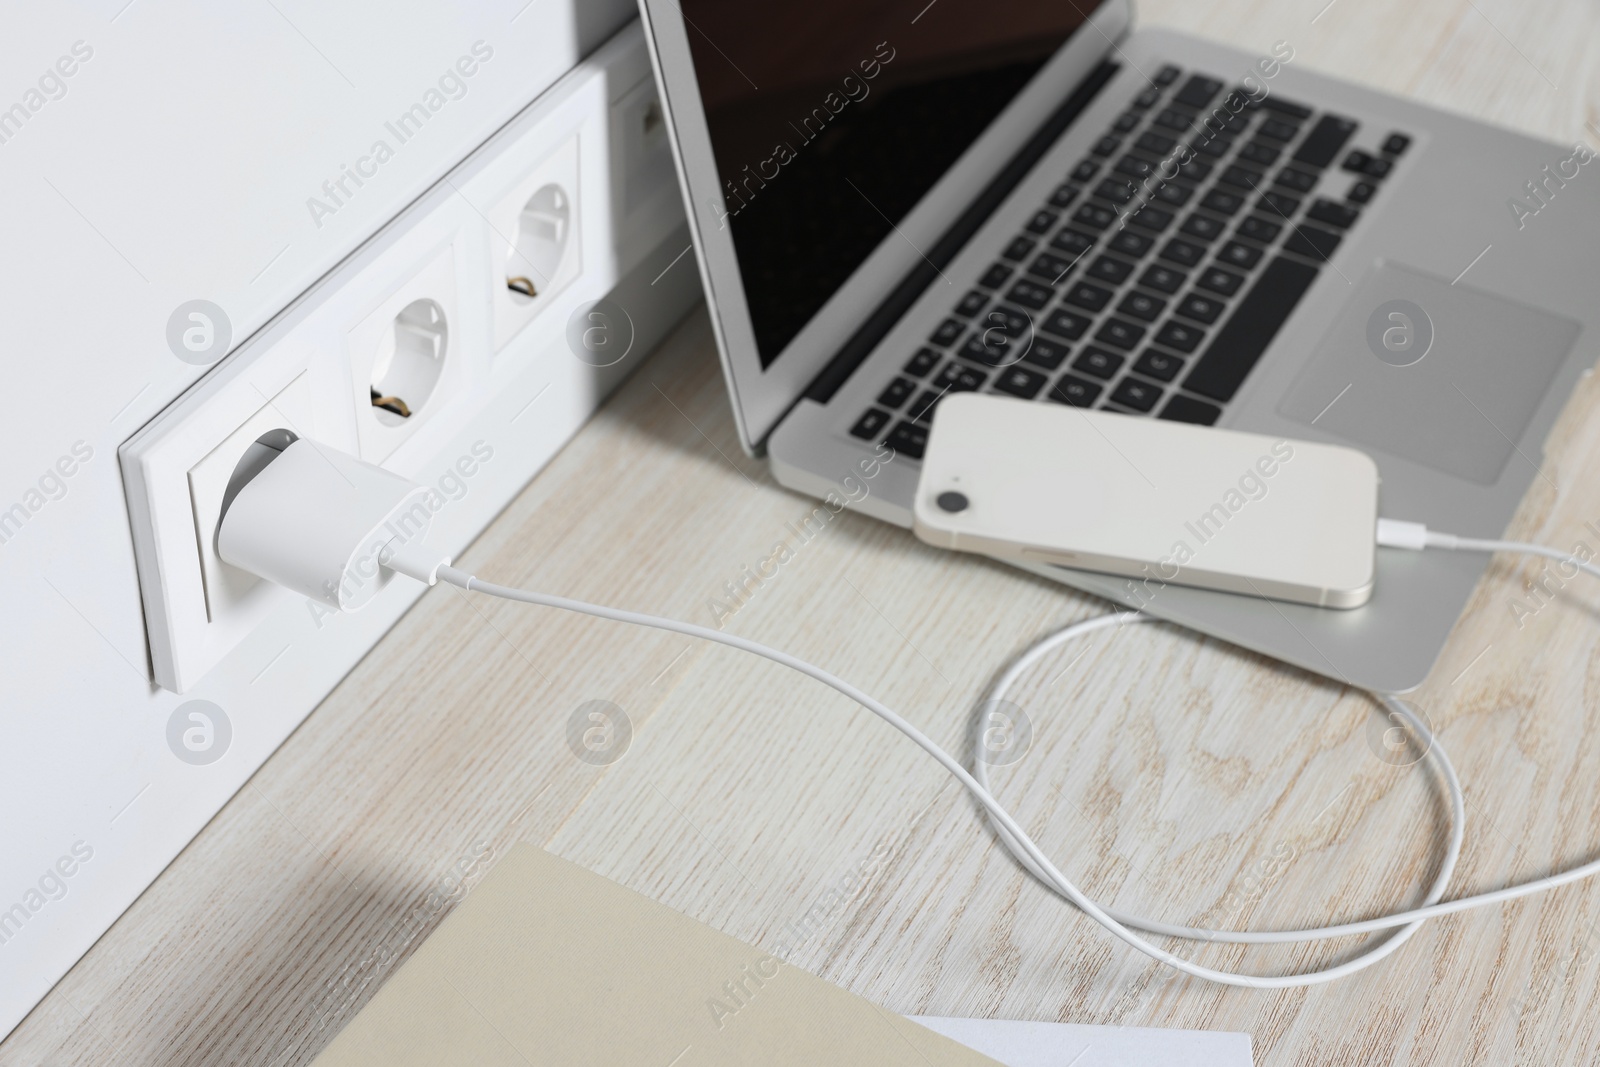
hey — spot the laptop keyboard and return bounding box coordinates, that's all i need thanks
[848,64,1413,460]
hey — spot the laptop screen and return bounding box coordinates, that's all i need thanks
[679,0,1106,368]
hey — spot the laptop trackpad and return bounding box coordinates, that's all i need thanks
[1277,262,1580,485]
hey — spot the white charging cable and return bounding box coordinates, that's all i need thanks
[219,440,1600,988]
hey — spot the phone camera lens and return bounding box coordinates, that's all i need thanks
[936,491,969,513]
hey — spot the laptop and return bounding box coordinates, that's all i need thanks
[638,0,1599,692]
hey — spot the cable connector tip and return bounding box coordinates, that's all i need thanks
[1376,517,1430,551]
[381,538,452,586]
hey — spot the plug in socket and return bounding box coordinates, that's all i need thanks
[187,373,313,622]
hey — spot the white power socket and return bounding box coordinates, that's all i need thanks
[347,243,465,463]
[121,24,687,692]
[490,135,582,351]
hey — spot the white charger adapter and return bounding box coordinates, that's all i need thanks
[216,437,449,610]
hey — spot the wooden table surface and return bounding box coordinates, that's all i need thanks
[9,1,1600,1064]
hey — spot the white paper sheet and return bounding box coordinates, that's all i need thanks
[911,1015,1253,1067]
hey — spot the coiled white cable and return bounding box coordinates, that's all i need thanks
[219,436,1600,986]
[423,524,1600,988]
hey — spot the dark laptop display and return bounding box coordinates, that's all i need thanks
[678,0,1104,366]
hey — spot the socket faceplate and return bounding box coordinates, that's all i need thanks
[121,27,685,692]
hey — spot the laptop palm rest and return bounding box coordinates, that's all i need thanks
[1277,261,1580,485]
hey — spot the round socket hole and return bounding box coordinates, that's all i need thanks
[505,184,570,305]
[370,298,448,427]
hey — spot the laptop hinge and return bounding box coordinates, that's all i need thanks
[799,58,1121,408]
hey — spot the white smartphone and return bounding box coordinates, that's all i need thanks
[912,394,1379,608]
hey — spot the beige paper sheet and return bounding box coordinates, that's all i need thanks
[313,843,1001,1066]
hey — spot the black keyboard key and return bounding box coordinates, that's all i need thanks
[1175,292,1225,323]
[1154,64,1181,86]
[1152,182,1194,207]
[1219,165,1265,191]
[1154,108,1193,132]
[1093,134,1122,157]
[1022,337,1070,371]
[1196,266,1246,295]
[1193,135,1233,158]
[1087,255,1135,284]
[850,408,891,439]
[906,347,941,376]
[981,305,1032,337]
[993,365,1048,399]
[1003,235,1036,261]
[1047,183,1081,209]
[1363,155,1393,179]
[961,333,1021,367]
[1115,154,1156,179]
[1043,308,1092,340]
[1258,117,1300,142]
[1126,205,1175,231]
[884,420,929,458]
[1183,256,1318,401]
[1112,111,1140,133]
[1133,84,1163,109]
[1382,132,1411,156]
[1215,111,1253,137]
[933,361,988,391]
[979,263,1014,289]
[1294,115,1358,168]
[1257,190,1301,218]
[1284,224,1342,260]
[1073,346,1125,379]
[1007,280,1053,310]
[1259,96,1313,121]
[1159,238,1206,267]
[1159,395,1222,425]
[1341,149,1372,173]
[930,318,964,346]
[1048,374,1102,407]
[1025,209,1059,234]
[1072,203,1117,230]
[1180,214,1226,241]
[1109,230,1156,258]
[1138,264,1186,293]
[1071,159,1101,182]
[1117,290,1167,321]
[1049,228,1095,257]
[954,289,988,317]
[1111,377,1164,412]
[1094,177,1139,204]
[1135,130,1177,155]
[1200,189,1245,215]
[1095,318,1146,350]
[1236,216,1282,243]
[1133,348,1184,381]
[1064,281,1114,312]
[1217,241,1263,270]
[1176,158,1214,183]
[1306,198,1360,229]
[907,389,941,421]
[1274,166,1317,192]
[877,377,916,408]
[1238,141,1281,167]
[1174,74,1223,109]
[1154,319,1205,353]
[1029,252,1081,282]
[1347,180,1376,204]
